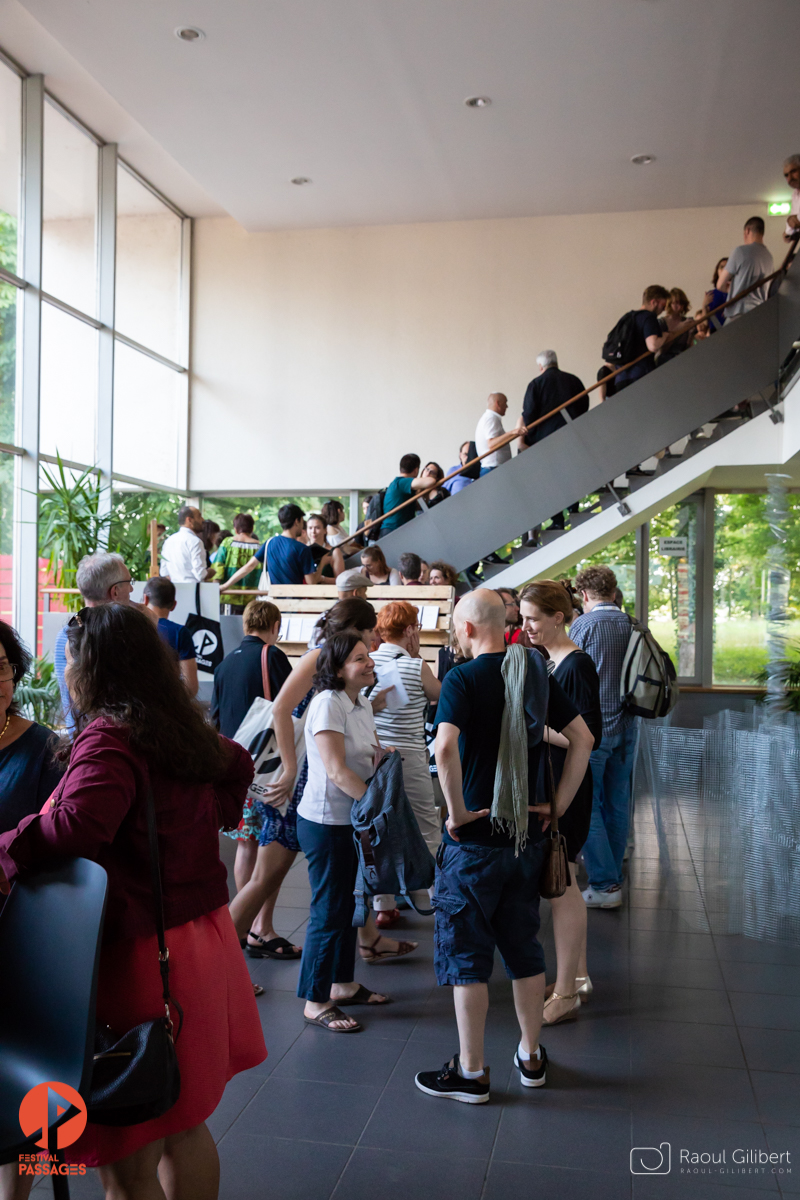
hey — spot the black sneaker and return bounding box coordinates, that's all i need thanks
[514,1044,547,1088]
[415,1055,490,1104]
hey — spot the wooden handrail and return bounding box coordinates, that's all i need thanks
[337,239,799,552]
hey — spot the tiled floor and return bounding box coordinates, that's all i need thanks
[48,795,800,1198]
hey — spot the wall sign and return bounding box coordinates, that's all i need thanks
[658,537,688,557]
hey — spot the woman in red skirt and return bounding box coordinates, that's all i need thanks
[0,604,266,1200]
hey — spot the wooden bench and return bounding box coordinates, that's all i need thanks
[261,584,456,666]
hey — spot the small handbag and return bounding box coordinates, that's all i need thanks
[538,718,572,900]
[88,785,182,1127]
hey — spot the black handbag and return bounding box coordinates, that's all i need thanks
[87,785,182,1126]
[184,582,225,674]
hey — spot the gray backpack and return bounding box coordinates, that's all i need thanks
[620,619,679,719]
[351,749,436,925]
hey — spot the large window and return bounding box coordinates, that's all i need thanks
[0,52,190,647]
[42,101,98,316]
[556,528,636,618]
[649,499,698,679]
[713,492,800,684]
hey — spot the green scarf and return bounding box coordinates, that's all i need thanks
[492,642,529,853]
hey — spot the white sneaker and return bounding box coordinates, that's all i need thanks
[582,885,623,909]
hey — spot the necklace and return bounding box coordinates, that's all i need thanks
[0,714,11,745]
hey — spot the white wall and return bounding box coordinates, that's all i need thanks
[190,203,787,494]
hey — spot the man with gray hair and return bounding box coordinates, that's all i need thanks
[782,154,800,243]
[518,352,587,539]
[53,551,137,731]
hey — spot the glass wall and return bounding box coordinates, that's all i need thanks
[556,528,637,618]
[0,51,190,644]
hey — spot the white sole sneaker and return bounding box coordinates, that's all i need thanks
[414,1078,490,1104]
[582,886,623,909]
[514,1051,547,1088]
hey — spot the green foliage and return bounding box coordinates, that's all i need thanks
[200,495,350,540]
[38,458,111,610]
[16,654,63,729]
[110,489,184,581]
[754,641,800,712]
[0,213,19,447]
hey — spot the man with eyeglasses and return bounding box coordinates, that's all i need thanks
[782,154,800,243]
[53,552,138,732]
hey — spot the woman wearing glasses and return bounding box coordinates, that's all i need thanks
[0,604,265,1200]
[0,620,63,835]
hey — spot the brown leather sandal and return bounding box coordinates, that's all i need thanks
[304,1006,362,1032]
[358,935,418,964]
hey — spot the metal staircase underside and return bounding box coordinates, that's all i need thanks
[363,259,800,577]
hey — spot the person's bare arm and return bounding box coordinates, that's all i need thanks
[180,657,199,697]
[420,661,441,702]
[225,555,260,589]
[305,552,333,585]
[263,649,319,805]
[530,714,594,826]
[645,331,668,353]
[314,730,369,800]
[716,267,732,294]
[542,725,569,748]
[435,722,490,840]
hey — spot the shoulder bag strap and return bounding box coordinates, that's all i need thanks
[545,704,559,834]
[194,581,201,615]
[261,643,272,702]
[144,784,180,1037]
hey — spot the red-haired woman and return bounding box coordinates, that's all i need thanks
[368,600,442,927]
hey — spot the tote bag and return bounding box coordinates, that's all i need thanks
[184,583,225,674]
[233,644,307,815]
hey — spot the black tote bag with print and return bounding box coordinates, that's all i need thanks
[183,583,225,674]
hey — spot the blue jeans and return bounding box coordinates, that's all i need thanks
[479,466,495,477]
[582,725,637,891]
[296,816,358,1002]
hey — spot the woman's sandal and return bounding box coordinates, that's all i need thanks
[304,1006,362,1033]
[252,983,264,997]
[542,991,580,1026]
[359,935,418,964]
[334,984,392,1007]
[246,933,302,960]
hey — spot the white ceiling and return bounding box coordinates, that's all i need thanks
[9,0,800,231]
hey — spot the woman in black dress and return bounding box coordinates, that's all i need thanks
[520,581,602,1027]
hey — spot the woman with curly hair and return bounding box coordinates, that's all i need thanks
[0,604,264,1198]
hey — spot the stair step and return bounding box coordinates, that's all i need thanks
[540,528,567,545]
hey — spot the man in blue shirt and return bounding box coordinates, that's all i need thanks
[143,576,198,696]
[570,565,636,909]
[224,503,331,589]
[414,590,592,1105]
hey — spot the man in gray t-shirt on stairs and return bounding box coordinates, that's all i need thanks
[717,215,774,320]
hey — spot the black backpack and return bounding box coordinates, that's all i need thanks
[602,310,639,365]
[365,490,385,539]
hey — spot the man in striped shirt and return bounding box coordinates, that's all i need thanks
[569,566,636,909]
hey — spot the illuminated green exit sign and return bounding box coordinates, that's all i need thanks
[769,201,791,216]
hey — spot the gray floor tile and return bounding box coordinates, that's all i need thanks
[629,930,716,959]
[523,1054,633,1112]
[631,1062,759,1122]
[232,1076,383,1145]
[540,1012,632,1061]
[217,1133,351,1200]
[271,1025,405,1086]
[629,908,710,934]
[631,984,734,1026]
[633,1179,779,1198]
[493,1101,632,1170]
[739,1027,800,1074]
[730,992,800,1032]
[359,1073,504,1158]
[763,1125,800,1192]
[628,888,705,911]
[628,954,726,990]
[331,1147,488,1200]
[207,1071,267,1143]
[714,938,800,967]
[631,1018,746,1068]
[750,1070,800,1126]
[721,961,800,996]
[485,1160,630,1199]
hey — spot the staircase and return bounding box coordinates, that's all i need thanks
[363,258,800,579]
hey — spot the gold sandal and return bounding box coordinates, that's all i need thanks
[576,975,593,1001]
[542,991,580,1025]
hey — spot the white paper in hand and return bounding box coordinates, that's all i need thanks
[374,661,409,711]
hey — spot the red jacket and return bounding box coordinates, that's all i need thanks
[0,718,253,943]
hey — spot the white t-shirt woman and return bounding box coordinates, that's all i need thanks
[298,689,377,825]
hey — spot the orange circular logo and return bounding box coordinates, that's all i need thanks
[19,1082,87,1150]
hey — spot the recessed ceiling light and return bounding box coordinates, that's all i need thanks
[465,96,492,108]
[175,26,204,41]
[291,177,312,186]
[631,153,656,166]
